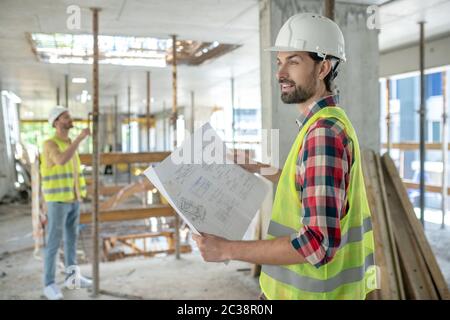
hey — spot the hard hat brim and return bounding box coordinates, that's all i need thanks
[264,46,346,62]
[264,46,300,52]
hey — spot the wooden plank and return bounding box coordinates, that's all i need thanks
[384,172,437,298]
[103,238,112,259]
[361,150,404,299]
[86,185,126,196]
[381,156,439,299]
[79,152,170,165]
[373,153,406,299]
[382,153,449,299]
[362,150,395,299]
[117,239,145,254]
[107,246,192,260]
[381,142,450,151]
[80,205,175,224]
[403,181,450,195]
[105,231,175,241]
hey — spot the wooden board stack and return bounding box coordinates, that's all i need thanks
[362,150,449,300]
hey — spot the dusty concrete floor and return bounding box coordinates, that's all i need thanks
[423,221,450,287]
[0,203,260,300]
[1,203,449,300]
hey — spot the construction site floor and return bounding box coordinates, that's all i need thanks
[1,203,449,299]
[0,203,259,300]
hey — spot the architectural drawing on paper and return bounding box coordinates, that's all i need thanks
[179,197,206,224]
[191,176,212,198]
[173,164,196,184]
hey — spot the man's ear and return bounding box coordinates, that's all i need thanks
[318,59,332,80]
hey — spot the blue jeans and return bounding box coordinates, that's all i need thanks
[44,201,80,287]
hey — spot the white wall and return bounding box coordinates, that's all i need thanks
[0,92,18,200]
[380,34,450,78]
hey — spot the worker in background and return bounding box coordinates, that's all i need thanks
[40,106,92,300]
[193,13,376,300]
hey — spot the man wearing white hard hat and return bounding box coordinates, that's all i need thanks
[193,13,376,300]
[40,106,92,299]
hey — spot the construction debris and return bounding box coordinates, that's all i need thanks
[362,150,450,300]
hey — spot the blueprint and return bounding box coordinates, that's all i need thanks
[143,122,269,240]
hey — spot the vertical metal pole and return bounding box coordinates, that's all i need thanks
[56,87,60,106]
[90,7,101,297]
[171,35,178,147]
[442,71,448,229]
[324,0,335,20]
[171,34,180,259]
[190,91,195,134]
[231,77,236,147]
[127,85,131,184]
[419,21,426,227]
[114,95,118,184]
[114,95,118,151]
[147,71,151,151]
[386,78,391,154]
[163,101,167,150]
[65,74,69,109]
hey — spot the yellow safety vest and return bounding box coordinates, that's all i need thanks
[40,136,87,202]
[259,107,376,300]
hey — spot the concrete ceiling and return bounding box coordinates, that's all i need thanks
[379,0,450,51]
[1,0,449,120]
[335,0,450,51]
[0,0,260,119]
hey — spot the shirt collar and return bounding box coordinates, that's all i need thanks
[295,94,339,128]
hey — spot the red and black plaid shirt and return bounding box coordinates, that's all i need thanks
[290,95,354,268]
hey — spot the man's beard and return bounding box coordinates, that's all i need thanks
[280,78,316,104]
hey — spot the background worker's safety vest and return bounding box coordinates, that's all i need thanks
[40,136,87,202]
[259,107,377,300]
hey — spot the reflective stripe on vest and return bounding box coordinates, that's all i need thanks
[261,253,375,293]
[43,184,87,195]
[268,217,373,249]
[43,187,73,195]
[41,173,74,182]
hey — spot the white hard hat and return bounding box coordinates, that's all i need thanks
[48,106,69,126]
[266,12,346,62]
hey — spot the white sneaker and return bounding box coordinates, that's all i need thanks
[43,283,64,300]
[79,275,93,289]
[65,274,93,289]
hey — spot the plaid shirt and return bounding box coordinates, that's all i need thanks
[290,95,354,268]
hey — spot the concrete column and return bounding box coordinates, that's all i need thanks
[260,0,380,167]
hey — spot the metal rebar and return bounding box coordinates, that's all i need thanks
[231,77,235,148]
[171,34,180,260]
[114,95,118,184]
[191,91,195,134]
[147,71,151,151]
[419,21,426,227]
[128,85,131,184]
[90,7,101,297]
[386,79,391,154]
[442,70,448,229]
[65,74,69,109]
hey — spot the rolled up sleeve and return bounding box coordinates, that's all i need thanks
[291,118,352,268]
